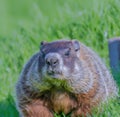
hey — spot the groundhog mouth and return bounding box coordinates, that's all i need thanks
[47,71,63,79]
[47,73,62,79]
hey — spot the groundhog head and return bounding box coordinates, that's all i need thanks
[40,39,81,80]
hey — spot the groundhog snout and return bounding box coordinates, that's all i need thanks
[45,53,61,75]
[46,56,59,67]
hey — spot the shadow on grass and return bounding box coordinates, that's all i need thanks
[0,94,19,117]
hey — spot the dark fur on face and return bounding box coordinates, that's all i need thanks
[40,39,80,54]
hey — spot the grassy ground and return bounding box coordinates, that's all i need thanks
[0,0,120,116]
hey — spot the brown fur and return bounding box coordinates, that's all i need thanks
[22,100,53,117]
[50,90,77,114]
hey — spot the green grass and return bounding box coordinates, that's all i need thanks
[0,0,120,116]
[34,77,73,94]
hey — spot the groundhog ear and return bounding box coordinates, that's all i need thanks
[40,41,48,52]
[40,41,48,46]
[72,40,80,51]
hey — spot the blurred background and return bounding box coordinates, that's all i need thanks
[0,0,120,116]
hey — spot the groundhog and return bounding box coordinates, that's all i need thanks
[16,39,118,117]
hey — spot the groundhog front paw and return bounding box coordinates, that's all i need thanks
[23,104,53,117]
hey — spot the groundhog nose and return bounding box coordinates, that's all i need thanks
[46,57,59,67]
